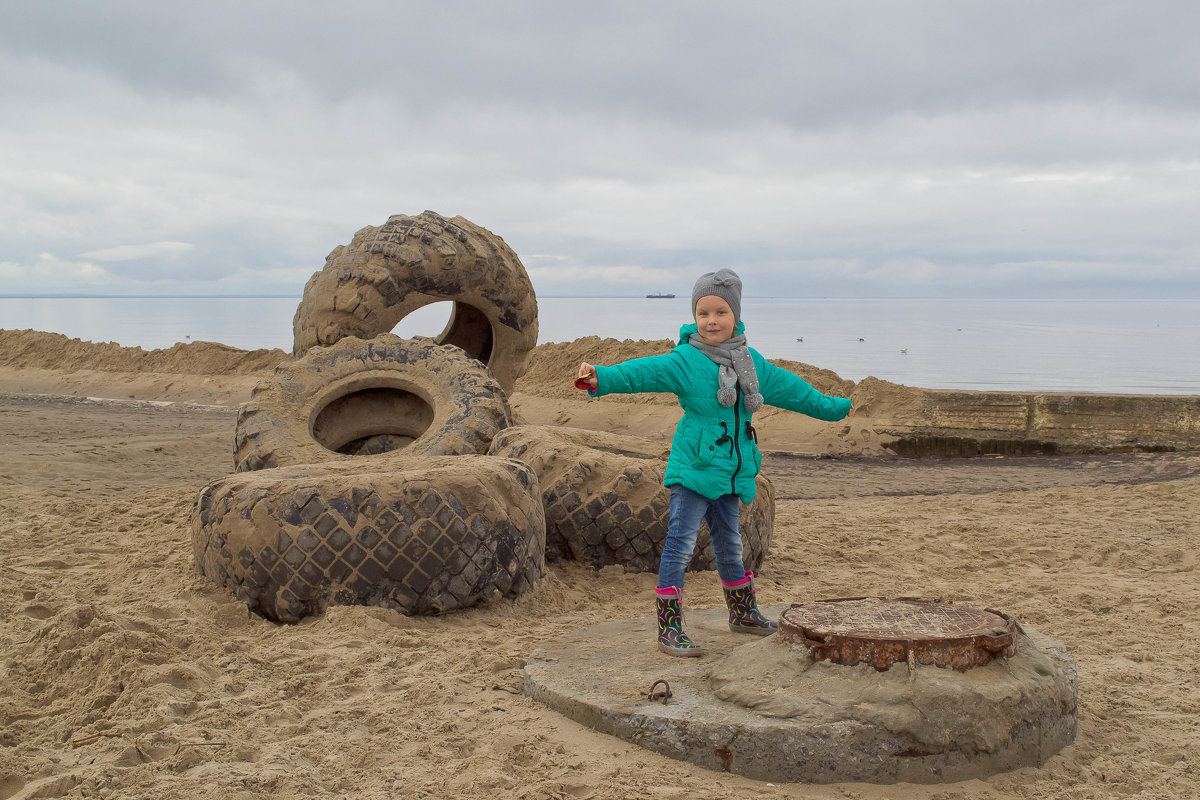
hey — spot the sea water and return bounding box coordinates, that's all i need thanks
[2,296,1198,395]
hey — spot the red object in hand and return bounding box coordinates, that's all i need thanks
[574,377,593,391]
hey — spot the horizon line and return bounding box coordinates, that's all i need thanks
[4,293,1200,302]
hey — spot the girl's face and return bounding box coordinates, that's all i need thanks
[694,295,736,346]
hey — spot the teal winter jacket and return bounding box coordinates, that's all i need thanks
[591,322,851,503]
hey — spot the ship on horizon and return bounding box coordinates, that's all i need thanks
[646,292,676,299]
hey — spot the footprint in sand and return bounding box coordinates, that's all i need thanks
[23,604,55,620]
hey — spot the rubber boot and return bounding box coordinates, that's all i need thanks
[721,570,777,635]
[655,586,705,657]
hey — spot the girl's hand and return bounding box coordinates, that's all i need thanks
[575,362,598,390]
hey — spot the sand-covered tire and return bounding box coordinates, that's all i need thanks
[292,211,539,393]
[234,334,513,473]
[191,456,545,622]
[488,425,774,573]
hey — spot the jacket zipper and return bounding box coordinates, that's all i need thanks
[731,387,742,495]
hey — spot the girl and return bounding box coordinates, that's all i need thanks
[576,269,852,657]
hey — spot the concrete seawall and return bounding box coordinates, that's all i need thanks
[856,378,1200,455]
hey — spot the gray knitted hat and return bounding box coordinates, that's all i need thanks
[691,268,743,321]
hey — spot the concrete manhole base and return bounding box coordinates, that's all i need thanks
[524,605,1078,784]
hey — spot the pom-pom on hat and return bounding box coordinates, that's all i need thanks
[692,268,743,321]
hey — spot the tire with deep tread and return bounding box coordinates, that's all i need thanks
[234,334,513,473]
[191,456,546,622]
[292,211,538,393]
[488,425,774,573]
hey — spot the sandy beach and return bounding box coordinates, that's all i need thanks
[1,328,1198,800]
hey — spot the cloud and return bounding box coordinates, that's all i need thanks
[523,255,678,293]
[79,241,195,261]
[1,2,1198,298]
[0,253,114,292]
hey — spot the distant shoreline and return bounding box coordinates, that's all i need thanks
[5,293,1200,300]
[5,295,1200,394]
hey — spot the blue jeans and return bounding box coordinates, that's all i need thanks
[657,484,746,590]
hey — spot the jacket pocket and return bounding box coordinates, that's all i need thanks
[691,422,725,469]
[746,440,762,474]
[705,419,744,470]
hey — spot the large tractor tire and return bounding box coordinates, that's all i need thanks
[488,426,775,573]
[191,456,545,622]
[292,211,538,393]
[234,334,512,473]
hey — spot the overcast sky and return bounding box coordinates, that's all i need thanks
[1,1,1198,299]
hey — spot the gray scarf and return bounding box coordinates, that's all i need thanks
[687,333,764,412]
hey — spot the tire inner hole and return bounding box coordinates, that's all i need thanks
[393,301,494,367]
[312,387,434,455]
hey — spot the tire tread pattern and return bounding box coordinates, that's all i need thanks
[233,335,513,473]
[291,211,538,391]
[192,458,546,622]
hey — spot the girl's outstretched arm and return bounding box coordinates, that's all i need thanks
[759,358,851,421]
[586,352,691,398]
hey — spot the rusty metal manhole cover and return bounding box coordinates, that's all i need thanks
[778,597,1019,672]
